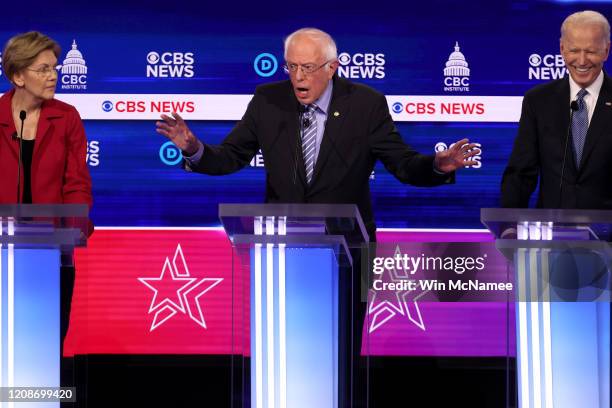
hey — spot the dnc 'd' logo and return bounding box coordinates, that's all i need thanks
[159,141,182,166]
[443,42,469,92]
[253,53,278,77]
[59,40,87,90]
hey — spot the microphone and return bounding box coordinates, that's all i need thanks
[570,100,579,112]
[559,101,579,208]
[16,110,26,203]
[293,105,307,185]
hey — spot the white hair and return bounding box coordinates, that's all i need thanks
[561,10,611,43]
[283,28,338,61]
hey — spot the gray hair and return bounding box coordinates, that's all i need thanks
[561,10,611,43]
[284,28,338,61]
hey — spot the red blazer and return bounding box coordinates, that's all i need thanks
[0,89,92,207]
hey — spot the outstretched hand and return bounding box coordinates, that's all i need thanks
[433,138,480,173]
[155,112,200,156]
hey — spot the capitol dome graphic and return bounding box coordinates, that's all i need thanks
[444,42,469,77]
[60,40,87,75]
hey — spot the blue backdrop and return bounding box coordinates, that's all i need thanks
[1,0,608,228]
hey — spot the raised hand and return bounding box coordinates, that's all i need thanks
[155,112,200,156]
[433,138,480,173]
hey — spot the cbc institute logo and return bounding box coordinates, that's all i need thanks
[59,40,87,90]
[138,244,223,331]
[443,41,470,92]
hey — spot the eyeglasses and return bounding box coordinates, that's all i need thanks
[283,60,333,75]
[26,65,60,77]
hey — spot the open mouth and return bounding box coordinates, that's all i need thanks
[295,87,310,98]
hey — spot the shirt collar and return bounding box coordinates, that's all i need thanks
[302,79,333,115]
[569,70,604,100]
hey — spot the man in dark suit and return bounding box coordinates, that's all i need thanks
[502,10,611,209]
[157,28,478,237]
[157,28,478,407]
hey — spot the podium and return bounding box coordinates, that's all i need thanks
[482,208,611,408]
[219,204,369,408]
[0,204,88,407]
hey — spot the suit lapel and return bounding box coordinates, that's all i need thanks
[553,78,579,174]
[33,101,60,160]
[0,90,63,162]
[0,125,19,161]
[310,79,350,186]
[0,90,19,160]
[284,93,308,187]
[579,74,612,171]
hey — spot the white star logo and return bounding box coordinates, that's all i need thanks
[367,245,428,333]
[138,244,223,331]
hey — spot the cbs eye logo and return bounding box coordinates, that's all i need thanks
[102,100,113,112]
[528,54,542,67]
[147,52,161,65]
[391,102,403,114]
[338,53,351,66]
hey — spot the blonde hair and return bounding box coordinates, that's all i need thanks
[2,31,61,84]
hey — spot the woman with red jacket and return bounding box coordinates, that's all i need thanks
[0,31,91,205]
[0,31,92,386]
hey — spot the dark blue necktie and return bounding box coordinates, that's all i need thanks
[572,88,589,167]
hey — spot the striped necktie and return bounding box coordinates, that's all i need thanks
[301,104,317,183]
[572,88,589,167]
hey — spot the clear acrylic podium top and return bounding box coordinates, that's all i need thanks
[481,208,612,241]
[219,203,369,245]
[0,204,90,249]
[219,204,369,266]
